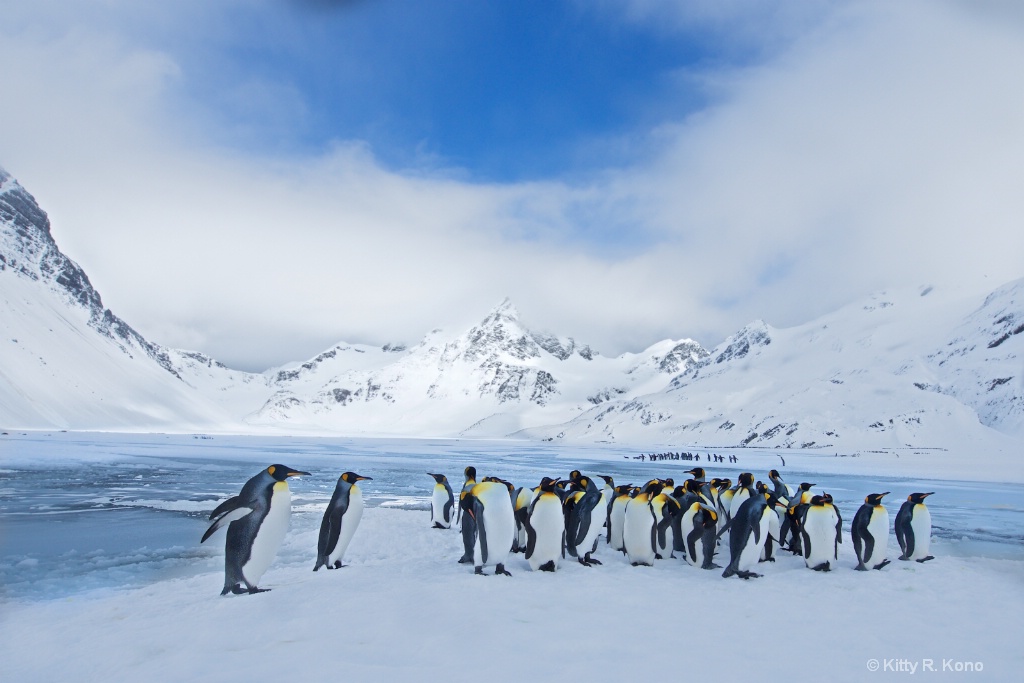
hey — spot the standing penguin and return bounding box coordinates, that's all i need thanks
[427,472,454,529]
[457,466,478,564]
[721,492,773,579]
[201,464,311,596]
[608,485,634,551]
[652,487,682,559]
[564,474,604,566]
[852,492,891,571]
[467,479,516,576]
[896,492,935,563]
[597,475,615,534]
[800,494,841,571]
[513,485,537,553]
[679,500,720,569]
[623,480,663,566]
[524,477,565,572]
[315,472,372,571]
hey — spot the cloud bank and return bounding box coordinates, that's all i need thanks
[2,0,1022,371]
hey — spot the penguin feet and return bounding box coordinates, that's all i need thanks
[495,564,512,577]
[538,561,556,572]
[874,560,891,570]
[916,556,935,563]
[458,555,474,564]
[898,554,910,561]
[578,558,593,567]
[703,562,722,570]
[474,566,486,575]
[432,523,446,529]
[584,554,602,566]
[855,563,868,571]
[332,561,345,569]
[736,570,762,580]
[811,562,831,572]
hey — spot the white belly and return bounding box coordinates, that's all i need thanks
[329,488,364,564]
[803,508,838,568]
[431,485,450,527]
[623,498,655,565]
[680,506,702,567]
[737,508,770,572]
[243,485,290,585]
[729,490,750,519]
[609,499,628,550]
[761,507,782,560]
[864,507,889,567]
[474,485,515,567]
[527,498,564,570]
[908,506,932,560]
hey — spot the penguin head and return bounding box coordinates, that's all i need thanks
[799,482,815,491]
[630,487,641,497]
[340,472,372,484]
[738,472,754,488]
[864,491,890,505]
[538,477,559,491]
[756,481,769,495]
[614,484,634,496]
[769,469,783,481]
[643,480,665,497]
[464,466,477,481]
[809,495,827,506]
[686,467,705,478]
[568,470,582,483]
[427,472,448,484]
[908,492,935,504]
[266,465,311,481]
[661,478,674,489]
[715,478,732,491]
[672,485,686,497]
[598,475,615,487]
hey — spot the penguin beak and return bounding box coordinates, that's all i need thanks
[357,475,373,481]
[286,470,311,478]
[880,492,891,498]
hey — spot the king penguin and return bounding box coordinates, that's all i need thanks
[457,466,478,564]
[800,493,841,571]
[315,472,372,571]
[608,484,634,551]
[896,492,935,563]
[524,477,565,571]
[427,472,454,529]
[467,479,516,576]
[721,491,773,579]
[623,480,664,566]
[201,464,310,595]
[852,492,891,571]
[679,499,720,569]
[564,473,604,566]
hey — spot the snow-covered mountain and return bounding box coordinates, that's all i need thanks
[520,283,1023,451]
[1,167,1021,452]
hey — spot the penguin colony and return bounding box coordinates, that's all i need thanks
[443,466,938,579]
[200,463,936,594]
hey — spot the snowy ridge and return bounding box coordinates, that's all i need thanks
[0,167,1022,455]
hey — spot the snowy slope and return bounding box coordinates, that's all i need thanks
[521,284,1024,455]
[0,169,247,430]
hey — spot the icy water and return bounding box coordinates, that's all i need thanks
[1,432,1022,601]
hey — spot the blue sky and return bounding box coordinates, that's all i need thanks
[2,0,1024,371]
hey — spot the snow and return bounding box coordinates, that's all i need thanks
[3,506,1022,681]
[1,432,1023,681]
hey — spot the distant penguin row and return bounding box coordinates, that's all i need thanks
[201,465,371,595]
[431,466,936,579]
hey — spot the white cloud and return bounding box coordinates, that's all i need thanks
[2,0,1023,371]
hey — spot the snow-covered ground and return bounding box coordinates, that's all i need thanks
[1,432,1022,681]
